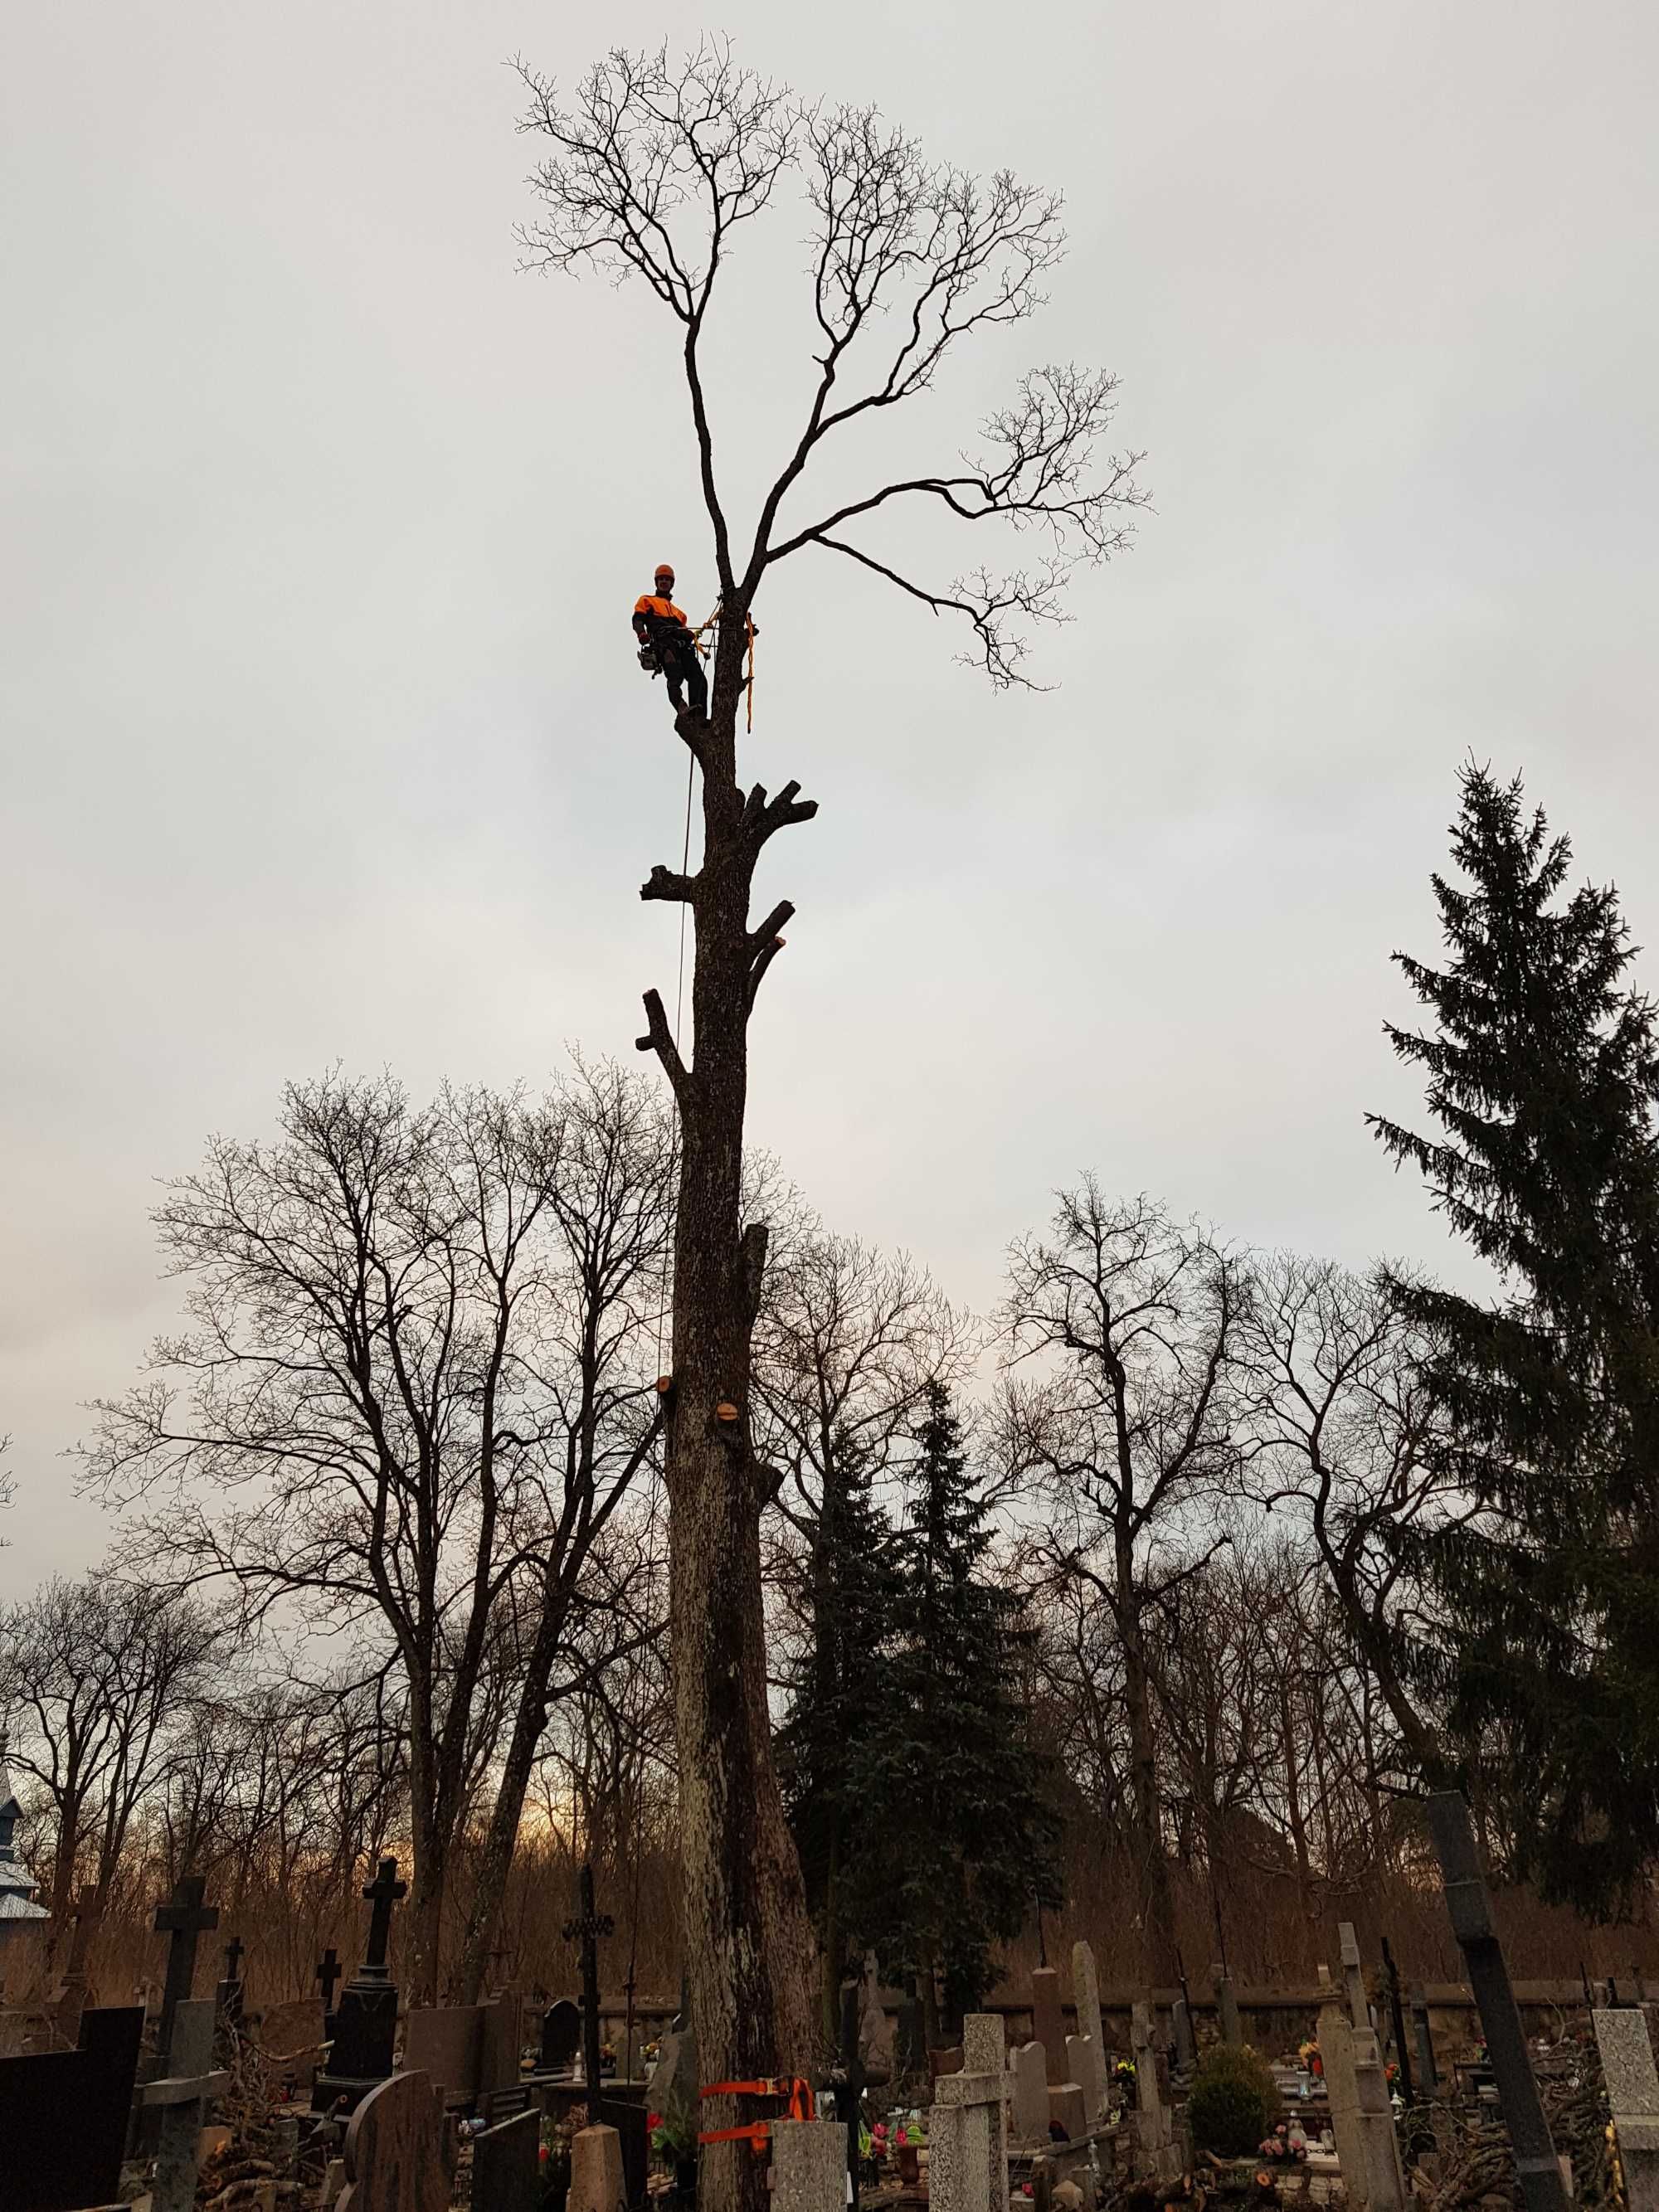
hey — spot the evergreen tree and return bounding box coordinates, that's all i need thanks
[775,1425,905,2025]
[1371,761,1659,1910]
[849,1380,1062,2037]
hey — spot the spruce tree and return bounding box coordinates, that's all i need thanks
[775,1426,905,2025]
[849,1380,1062,2037]
[1372,762,1659,1910]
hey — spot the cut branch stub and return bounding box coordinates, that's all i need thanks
[642,865,698,904]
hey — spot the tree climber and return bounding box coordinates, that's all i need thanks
[633,563,708,717]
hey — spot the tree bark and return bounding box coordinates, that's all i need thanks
[644,614,818,2212]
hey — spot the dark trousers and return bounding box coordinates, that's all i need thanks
[648,632,708,715]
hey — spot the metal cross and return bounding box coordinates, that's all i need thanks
[222,1936,246,1985]
[562,1862,613,2092]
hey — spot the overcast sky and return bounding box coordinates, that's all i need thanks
[3,2,1656,1592]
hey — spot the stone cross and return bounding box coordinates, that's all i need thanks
[1338,1923,1370,2033]
[318,1945,343,2015]
[1317,1971,1369,2210]
[1428,1791,1569,2212]
[562,1860,614,2092]
[360,1856,406,1980]
[1170,1996,1195,2075]
[1595,2008,1659,2212]
[1348,2023,1408,2212]
[928,2012,1010,2212]
[222,1935,246,1983]
[153,1874,220,2069]
[141,1994,231,2212]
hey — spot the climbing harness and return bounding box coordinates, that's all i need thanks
[698,2076,815,2155]
[687,604,759,732]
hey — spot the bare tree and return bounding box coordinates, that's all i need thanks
[1238,1254,1458,1781]
[82,1064,670,2000]
[1001,1185,1246,1984]
[0,1575,220,1920]
[515,43,1142,2175]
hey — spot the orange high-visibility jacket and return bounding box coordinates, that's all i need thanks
[634,592,689,637]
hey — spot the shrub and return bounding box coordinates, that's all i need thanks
[1188,2044,1282,2158]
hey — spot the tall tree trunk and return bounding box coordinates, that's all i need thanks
[642,617,817,2212]
[1118,1560,1179,1986]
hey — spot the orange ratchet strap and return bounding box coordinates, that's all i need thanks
[698,2076,814,2154]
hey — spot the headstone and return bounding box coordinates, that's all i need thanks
[46,1885,99,2044]
[1215,1971,1242,2049]
[142,1994,232,2212]
[570,2122,627,2212]
[1067,2032,1107,2130]
[596,2093,649,2207]
[314,1855,406,2115]
[1010,2040,1050,2143]
[773,2115,850,2212]
[1410,1986,1438,2096]
[472,2105,543,2212]
[403,2004,483,2102]
[0,2003,144,2212]
[1595,2009,1659,2212]
[479,1988,525,2093]
[543,1996,583,2073]
[1318,1985,1368,2210]
[153,1874,221,2068]
[1170,1996,1196,2075]
[928,2012,1010,2212]
[1349,2025,1407,2212]
[1131,2001,1176,2180]
[1031,1966,1068,2088]
[1428,1791,1570,2212]
[1047,2080,1087,2142]
[1072,1943,1104,2054]
[338,2068,454,2212]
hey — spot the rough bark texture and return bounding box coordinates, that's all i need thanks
[642,615,818,2212]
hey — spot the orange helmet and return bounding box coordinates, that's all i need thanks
[654,563,675,585]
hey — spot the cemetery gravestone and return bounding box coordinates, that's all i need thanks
[1347,2025,1407,2212]
[929,2013,1010,2212]
[153,1874,220,2069]
[403,2005,484,2103]
[1031,1966,1068,2088]
[1170,1996,1196,2076]
[1131,2001,1177,2180]
[318,1944,343,2034]
[1214,1971,1242,2049]
[563,1861,614,2092]
[471,2105,543,2212]
[570,2122,626,2212]
[1066,2034,1107,2132]
[314,1855,405,2116]
[46,1887,98,2046]
[859,1950,897,2082]
[0,2003,144,2212]
[1010,2040,1049,2144]
[338,2069,454,2212]
[142,1994,231,2212]
[1339,1923,1370,2032]
[1317,1976,1369,2211]
[479,1988,525,2094]
[596,2093,649,2208]
[1410,1986,1438,2096]
[543,1996,583,2073]
[772,2115,851,2212]
[1595,2008,1659,2212]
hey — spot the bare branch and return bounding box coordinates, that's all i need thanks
[634,986,688,1096]
[641,864,696,905]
